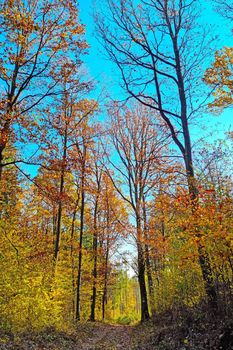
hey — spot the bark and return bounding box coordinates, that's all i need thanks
[183,135,217,310]
[102,239,109,320]
[102,200,110,321]
[145,244,156,314]
[168,22,217,311]
[52,209,57,246]
[75,143,86,321]
[0,126,9,182]
[137,240,150,321]
[70,198,79,320]
[136,215,150,322]
[90,196,98,321]
[54,125,67,261]
[143,197,156,314]
[0,104,12,183]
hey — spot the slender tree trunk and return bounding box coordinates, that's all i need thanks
[0,146,5,183]
[52,209,57,246]
[102,198,110,321]
[76,186,85,321]
[136,213,150,322]
[102,235,110,320]
[0,116,11,207]
[76,143,86,321]
[142,197,156,314]
[145,244,155,314]
[54,127,67,261]
[70,198,79,320]
[90,196,98,321]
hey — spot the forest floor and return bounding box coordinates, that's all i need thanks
[0,308,233,350]
[0,323,134,350]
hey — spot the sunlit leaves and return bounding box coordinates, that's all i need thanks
[204,47,233,112]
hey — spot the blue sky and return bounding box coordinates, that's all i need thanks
[78,0,232,143]
[18,0,232,181]
[76,0,233,276]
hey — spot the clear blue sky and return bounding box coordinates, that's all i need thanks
[78,0,232,143]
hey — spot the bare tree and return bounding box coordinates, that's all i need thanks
[214,0,233,21]
[90,160,103,322]
[96,0,218,310]
[104,103,168,321]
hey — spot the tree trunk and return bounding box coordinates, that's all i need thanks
[76,143,86,321]
[136,211,150,321]
[102,235,110,320]
[171,33,218,311]
[145,244,156,315]
[90,196,98,321]
[54,127,67,261]
[70,198,79,320]
[142,197,156,314]
[185,147,217,311]
[0,118,11,208]
[76,186,85,321]
[137,240,150,321]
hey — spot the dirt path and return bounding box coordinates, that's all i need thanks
[0,323,136,350]
[76,323,134,350]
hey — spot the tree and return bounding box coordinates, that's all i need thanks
[89,162,127,321]
[100,174,125,321]
[203,1,233,112]
[74,122,98,321]
[214,0,233,21]
[0,0,87,181]
[204,47,233,112]
[97,0,218,310]
[104,103,168,321]
[89,158,103,321]
[38,61,95,262]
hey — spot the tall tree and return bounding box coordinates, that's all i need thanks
[0,0,87,181]
[104,103,167,321]
[97,0,218,310]
[90,160,103,321]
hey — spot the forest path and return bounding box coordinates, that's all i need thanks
[76,322,135,349]
[0,322,140,350]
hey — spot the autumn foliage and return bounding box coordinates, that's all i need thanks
[0,0,232,340]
